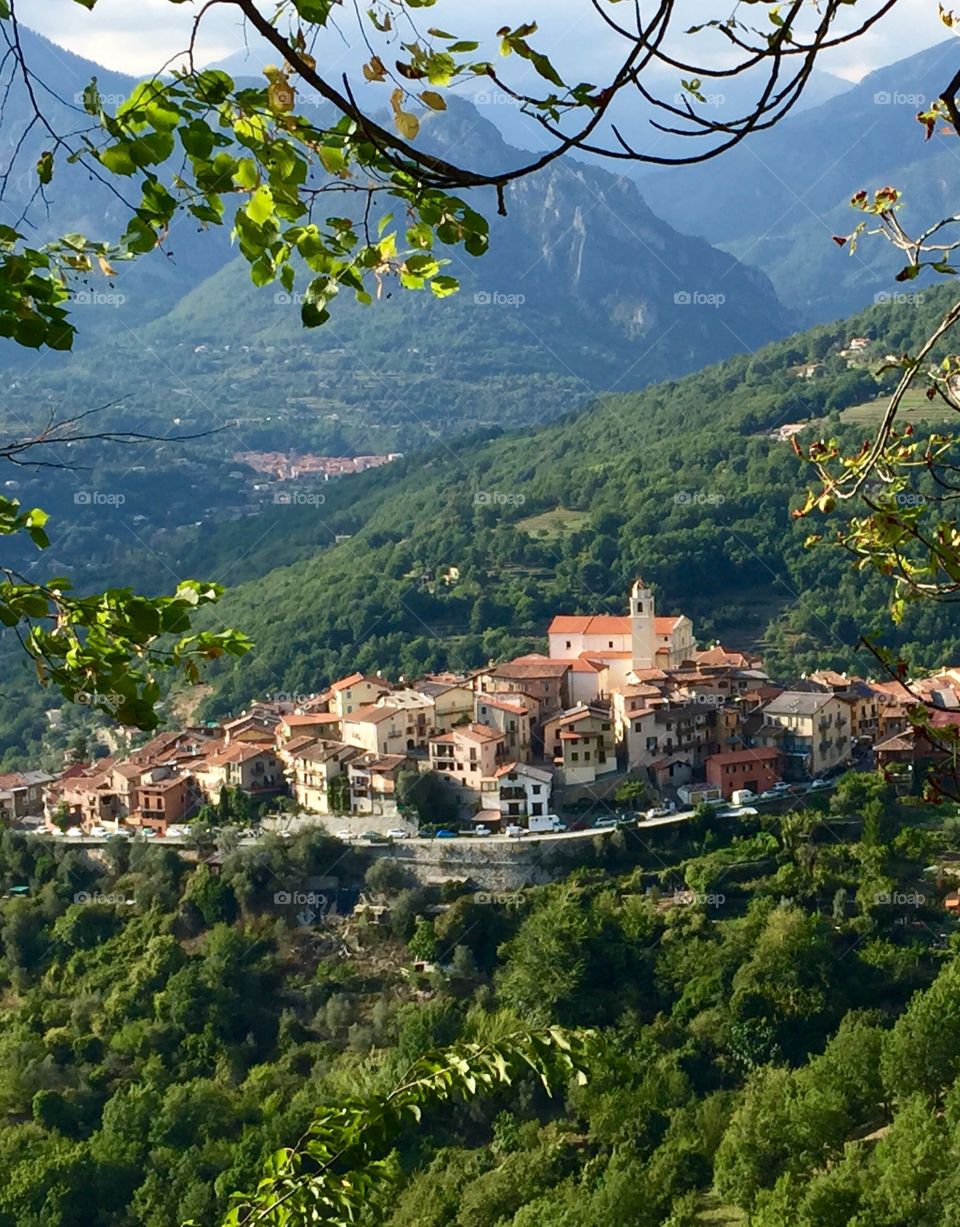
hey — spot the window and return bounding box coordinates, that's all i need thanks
[571,752,579,762]
[602,722,610,731]
[532,784,541,794]
[566,640,571,649]
[584,752,591,762]
[608,640,614,648]
[634,721,643,733]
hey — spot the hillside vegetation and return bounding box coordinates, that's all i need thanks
[0,780,959,1224]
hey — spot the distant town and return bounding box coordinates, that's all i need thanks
[0,577,947,842]
[234,450,402,481]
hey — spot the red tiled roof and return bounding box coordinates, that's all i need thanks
[330,672,365,692]
[476,695,529,715]
[454,722,505,744]
[493,660,571,679]
[279,713,340,728]
[344,704,401,725]
[549,615,630,635]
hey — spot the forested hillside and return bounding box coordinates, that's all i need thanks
[190,282,960,721]
[1,779,959,1225]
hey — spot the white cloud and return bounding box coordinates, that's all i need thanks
[23,0,955,82]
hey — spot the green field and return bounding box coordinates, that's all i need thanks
[516,507,591,539]
[841,388,954,425]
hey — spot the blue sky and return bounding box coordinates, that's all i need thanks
[27,0,954,81]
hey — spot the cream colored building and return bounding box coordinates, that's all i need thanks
[548,578,695,675]
[542,705,617,786]
[757,691,851,778]
[429,723,506,791]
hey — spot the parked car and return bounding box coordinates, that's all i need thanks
[360,830,388,843]
[593,816,618,829]
[335,830,358,841]
[468,826,493,837]
[808,778,831,790]
[385,829,409,840]
[140,829,157,839]
[505,824,526,838]
[434,829,458,839]
[66,827,82,838]
[89,825,108,838]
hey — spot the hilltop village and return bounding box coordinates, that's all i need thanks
[2,578,952,839]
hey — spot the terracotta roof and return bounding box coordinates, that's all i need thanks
[549,615,630,635]
[344,704,401,725]
[697,646,758,668]
[552,705,611,726]
[476,695,529,715]
[0,772,26,790]
[349,753,407,771]
[580,650,632,661]
[493,761,551,780]
[295,741,358,764]
[205,743,277,766]
[454,722,505,744]
[278,713,340,728]
[140,774,191,792]
[493,660,570,679]
[330,672,365,692]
